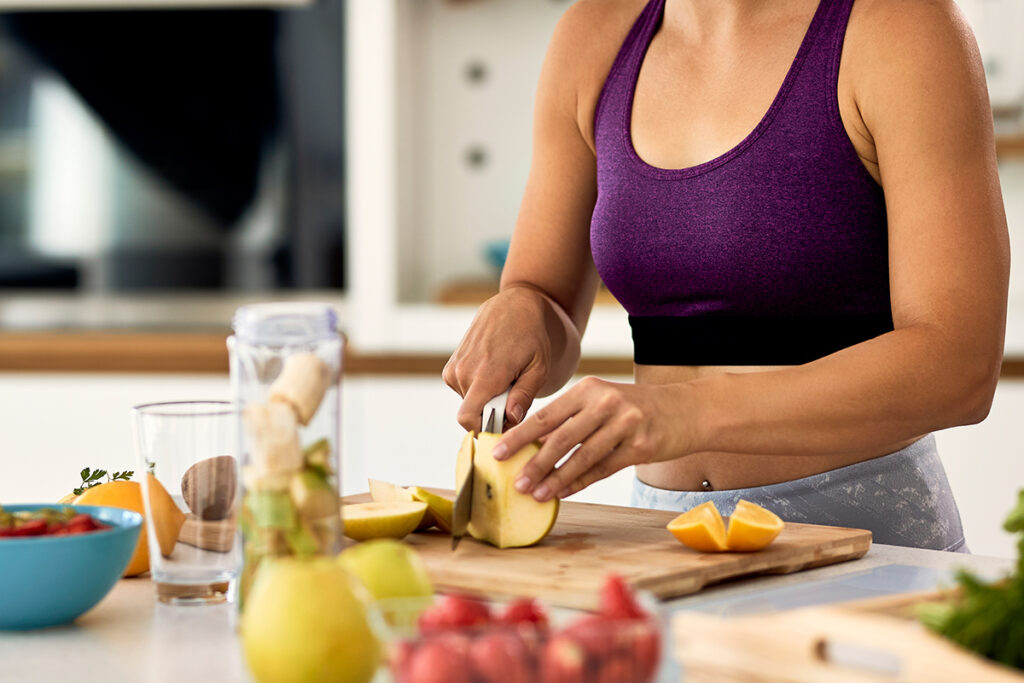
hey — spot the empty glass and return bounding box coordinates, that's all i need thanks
[133,401,241,605]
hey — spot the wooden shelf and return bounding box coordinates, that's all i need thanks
[997,133,1024,159]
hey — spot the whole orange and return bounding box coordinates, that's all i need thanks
[75,481,149,576]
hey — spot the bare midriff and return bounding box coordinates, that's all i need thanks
[633,364,922,492]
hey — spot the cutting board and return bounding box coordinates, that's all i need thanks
[343,493,871,610]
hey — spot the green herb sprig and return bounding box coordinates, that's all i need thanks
[72,467,134,496]
[918,490,1024,670]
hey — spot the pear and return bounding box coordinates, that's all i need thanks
[458,432,559,549]
[342,501,427,541]
[408,487,454,533]
[368,478,440,531]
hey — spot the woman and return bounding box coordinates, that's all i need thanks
[443,0,1009,551]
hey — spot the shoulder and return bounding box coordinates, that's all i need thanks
[541,0,650,148]
[844,0,988,137]
[845,0,983,87]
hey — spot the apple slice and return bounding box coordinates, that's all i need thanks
[342,501,427,541]
[466,432,559,548]
[408,487,454,533]
[368,478,436,531]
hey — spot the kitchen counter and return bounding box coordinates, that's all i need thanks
[0,544,1012,683]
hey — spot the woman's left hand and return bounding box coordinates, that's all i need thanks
[492,376,690,501]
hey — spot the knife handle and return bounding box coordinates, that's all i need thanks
[482,389,511,434]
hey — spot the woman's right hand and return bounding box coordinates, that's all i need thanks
[443,285,565,432]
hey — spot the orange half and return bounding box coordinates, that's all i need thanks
[666,501,728,552]
[725,499,784,551]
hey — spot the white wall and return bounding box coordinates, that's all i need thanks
[1,372,1021,558]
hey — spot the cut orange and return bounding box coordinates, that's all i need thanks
[666,501,728,552]
[725,499,784,551]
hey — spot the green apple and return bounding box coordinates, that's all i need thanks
[342,501,427,541]
[460,432,560,548]
[241,556,380,683]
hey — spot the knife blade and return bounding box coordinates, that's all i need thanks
[451,390,510,550]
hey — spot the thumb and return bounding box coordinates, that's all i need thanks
[504,364,547,428]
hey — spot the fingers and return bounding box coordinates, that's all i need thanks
[503,361,547,428]
[457,376,513,432]
[530,422,624,501]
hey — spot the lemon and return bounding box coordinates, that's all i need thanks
[666,501,728,552]
[341,501,427,541]
[725,499,784,551]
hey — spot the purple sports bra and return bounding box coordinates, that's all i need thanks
[590,0,894,365]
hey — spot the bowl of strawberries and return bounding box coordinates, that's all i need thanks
[380,575,662,683]
[0,504,142,630]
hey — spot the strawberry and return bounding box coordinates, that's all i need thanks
[498,598,549,628]
[18,519,47,536]
[594,653,638,683]
[599,574,646,620]
[418,594,491,633]
[470,629,536,683]
[541,635,587,683]
[403,638,472,683]
[628,618,661,683]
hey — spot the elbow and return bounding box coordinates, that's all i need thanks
[951,354,1001,426]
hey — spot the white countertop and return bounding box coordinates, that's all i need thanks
[0,544,1012,683]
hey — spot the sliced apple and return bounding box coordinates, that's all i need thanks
[455,430,475,489]
[408,486,454,533]
[342,501,427,541]
[466,432,559,548]
[368,478,436,531]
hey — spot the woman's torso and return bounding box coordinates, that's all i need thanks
[572,0,922,491]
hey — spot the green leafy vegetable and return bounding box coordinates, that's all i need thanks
[918,490,1024,670]
[72,467,134,496]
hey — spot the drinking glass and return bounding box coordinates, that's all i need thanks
[133,400,241,605]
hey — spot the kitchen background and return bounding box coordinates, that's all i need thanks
[1,0,1023,557]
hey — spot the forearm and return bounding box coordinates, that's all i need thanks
[681,323,1002,458]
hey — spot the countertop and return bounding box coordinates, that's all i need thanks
[0,544,1012,683]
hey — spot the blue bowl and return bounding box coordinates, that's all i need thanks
[0,504,143,630]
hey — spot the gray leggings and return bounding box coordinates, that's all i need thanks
[631,434,968,552]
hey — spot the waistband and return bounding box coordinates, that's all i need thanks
[630,313,895,365]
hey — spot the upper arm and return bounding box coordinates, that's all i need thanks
[848,0,1009,364]
[501,0,641,333]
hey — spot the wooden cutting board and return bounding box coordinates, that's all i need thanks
[343,493,871,610]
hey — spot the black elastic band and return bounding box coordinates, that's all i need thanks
[630,313,894,366]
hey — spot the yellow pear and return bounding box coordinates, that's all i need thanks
[408,487,454,533]
[368,479,435,531]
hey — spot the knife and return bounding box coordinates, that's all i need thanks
[451,390,510,551]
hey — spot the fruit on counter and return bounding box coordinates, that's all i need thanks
[339,539,433,602]
[241,556,380,683]
[342,501,428,541]
[666,501,728,552]
[497,597,549,628]
[470,630,536,683]
[268,351,334,426]
[541,636,587,683]
[725,499,784,551]
[459,432,559,549]
[74,477,185,575]
[181,455,237,520]
[404,636,474,683]
[243,402,304,476]
[368,479,437,531]
[668,499,786,553]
